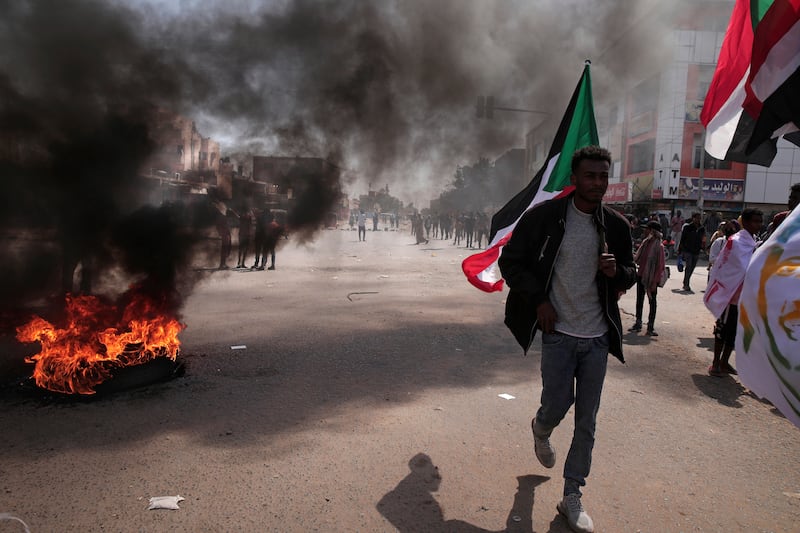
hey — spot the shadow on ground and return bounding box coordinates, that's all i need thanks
[376,453,554,533]
[691,373,747,407]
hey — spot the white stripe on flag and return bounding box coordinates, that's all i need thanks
[486,153,560,249]
[750,19,800,102]
[705,69,749,160]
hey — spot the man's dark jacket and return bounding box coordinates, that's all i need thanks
[679,222,705,255]
[498,194,637,363]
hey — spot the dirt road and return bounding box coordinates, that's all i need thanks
[1,228,798,532]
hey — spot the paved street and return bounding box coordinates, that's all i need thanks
[1,228,798,532]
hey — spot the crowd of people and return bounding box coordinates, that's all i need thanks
[212,201,285,271]
[407,211,491,248]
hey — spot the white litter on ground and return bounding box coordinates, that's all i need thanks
[498,393,515,400]
[230,345,246,350]
[0,513,31,533]
[148,496,185,510]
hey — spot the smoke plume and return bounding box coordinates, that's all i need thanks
[0,0,673,317]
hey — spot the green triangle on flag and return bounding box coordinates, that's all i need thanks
[542,64,600,192]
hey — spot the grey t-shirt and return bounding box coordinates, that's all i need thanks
[550,200,607,338]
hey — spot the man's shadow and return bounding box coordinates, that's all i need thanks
[377,453,550,532]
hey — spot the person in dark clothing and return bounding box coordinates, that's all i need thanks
[464,213,475,248]
[212,199,235,270]
[251,208,270,270]
[498,146,636,533]
[236,207,254,269]
[678,212,705,292]
[264,214,282,270]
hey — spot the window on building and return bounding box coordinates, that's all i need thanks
[697,65,715,100]
[631,76,659,116]
[627,139,655,174]
[693,133,731,169]
[608,105,618,126]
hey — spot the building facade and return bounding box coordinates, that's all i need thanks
[525,0,799,220]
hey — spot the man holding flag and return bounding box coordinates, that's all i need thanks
[464,62,635,532]
[462,61,601,293]
[499,145,636,533]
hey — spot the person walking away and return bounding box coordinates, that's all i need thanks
[357,210,367,242]
[677,212,705,292]
[630,220,666,336]
[670,210,685,251]
[703,209,763,376]
[499,146,637,533]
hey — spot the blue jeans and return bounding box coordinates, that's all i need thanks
[534,332,609,497]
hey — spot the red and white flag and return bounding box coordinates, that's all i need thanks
[462,63,599,292]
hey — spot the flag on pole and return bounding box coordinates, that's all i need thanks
[737,206,800,428]
[462,62,599,292]
[700,0,800,166]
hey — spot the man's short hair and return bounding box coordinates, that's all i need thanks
[571,145,612,174]
[790,183,800,193]
[741,208,763,222]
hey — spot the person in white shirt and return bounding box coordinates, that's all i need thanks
[703,209,763,376]
[706,220,739,283]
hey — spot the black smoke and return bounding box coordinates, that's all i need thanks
[0,0,672,319]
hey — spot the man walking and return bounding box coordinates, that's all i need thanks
[704,209,763,376]
[678,212,705,292]
[499,146,636,533]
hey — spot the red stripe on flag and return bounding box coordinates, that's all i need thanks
[462,187,574,293]
[461,234,511,292]
[700,0,753,126]
[750,0,800,77]
[745,0,800,116]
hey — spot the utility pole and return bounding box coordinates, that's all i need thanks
[697,128,706,216]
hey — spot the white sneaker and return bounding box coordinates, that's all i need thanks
[557,493,594,533]
[531,418,555,468]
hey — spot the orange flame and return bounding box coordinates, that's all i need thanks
[16,291,185,395]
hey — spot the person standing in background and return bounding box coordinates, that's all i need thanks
[630,220,666,336]
[678,212,705,293]
[670,210,685,251]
